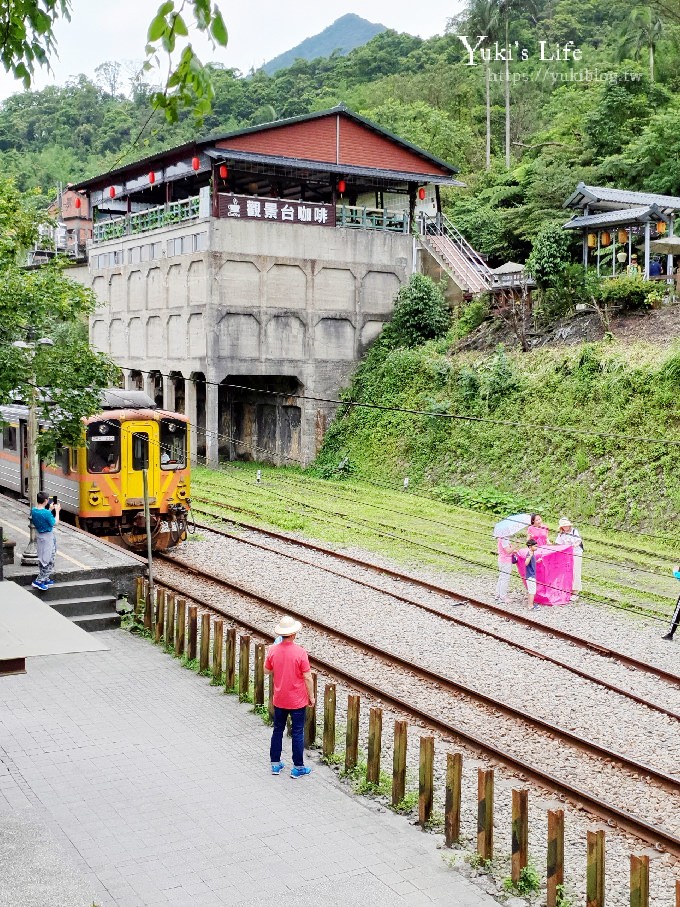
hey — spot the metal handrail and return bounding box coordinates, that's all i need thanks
[92,196,200,244]
[419,213,493,287]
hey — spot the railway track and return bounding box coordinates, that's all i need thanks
[190,504,680,698]
[155,551,680,857]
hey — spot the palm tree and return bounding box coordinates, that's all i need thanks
[621,6,664,81]
[466,0,501,169]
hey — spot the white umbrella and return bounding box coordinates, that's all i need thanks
[493,513,531,538]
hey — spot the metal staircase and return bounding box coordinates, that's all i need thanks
[419,213,493,295]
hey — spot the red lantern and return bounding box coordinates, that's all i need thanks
[219,165,228,179]
[108,186,115,199]
[191,156,200,171]
[74,197,82,210]
[148,171,156,184]
[337,179,346,194]
[418,187,426,201]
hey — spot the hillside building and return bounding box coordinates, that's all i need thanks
[69,106,490,466]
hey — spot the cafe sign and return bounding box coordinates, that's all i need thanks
[217,193,336,227]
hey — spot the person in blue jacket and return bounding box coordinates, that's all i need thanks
[30,492,60,591]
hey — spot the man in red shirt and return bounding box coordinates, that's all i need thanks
[264,615,315,778]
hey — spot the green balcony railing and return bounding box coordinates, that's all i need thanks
[92,196,201,244]
[336,205,409,233]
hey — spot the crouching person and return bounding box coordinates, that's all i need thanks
[265,616,315,778]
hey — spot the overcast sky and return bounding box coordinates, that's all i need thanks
[0,1,460,100]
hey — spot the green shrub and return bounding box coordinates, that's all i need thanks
[456,297,489,336]
[598,275,657,312]
[526,224,573,290]
[386,274,450,347]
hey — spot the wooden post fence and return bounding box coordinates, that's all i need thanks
[445,752,462,846]
[135,577,144,616]
[419,736,434,826]
[268,673,274,719]
[630,855,649,907]
[344,694,360,772]
[254,643,265,706]
[175,598,186,657]
[366,707,382,786]
[212,620,224,682]
[188,605,197,661]
[304,673,317,747]
[144,585,152,630]
[477,768,494,862]
[239,635,250,698]
[225,627,236,690]
[547,808,564,907]
[586,829,605,907]
[322,684,336,758]
[392,720,407,808]
[154,589,165,644]
[166,593,175,649]
[199,612,210,672]
[511,789,529,883]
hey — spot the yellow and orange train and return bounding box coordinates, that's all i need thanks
[0,390,191,551]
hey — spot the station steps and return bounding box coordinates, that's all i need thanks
[20,576,120,632]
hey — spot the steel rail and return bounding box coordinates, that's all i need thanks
[154,557,680,857]
[190,504,680,689]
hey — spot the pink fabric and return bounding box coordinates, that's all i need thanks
[497,538,513,563]
[527,525,549,546]
[516,545,573,605]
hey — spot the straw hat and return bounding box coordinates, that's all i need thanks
[274,615,302,637]
[558,517,572,529]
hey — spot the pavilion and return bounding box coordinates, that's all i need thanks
[563,183,680,279]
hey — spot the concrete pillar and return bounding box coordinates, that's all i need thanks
[205,380,219,469]
[127,372,137,391]
[145,372,155,402]
[162,375,175,412]
[644,221,651,279]
[186,376,198,465]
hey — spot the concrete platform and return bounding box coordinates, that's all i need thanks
[0,630,498,907]
[0,582,107,674]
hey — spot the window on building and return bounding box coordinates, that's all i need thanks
[152,242,161,259]
[159,419,187,469]
[86,420,120,473]
[129,246,141,264]
[2,425,17,451]
[132,432,149,470]
[193,233,207,252]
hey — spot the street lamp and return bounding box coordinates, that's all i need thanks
[11,336,54,566]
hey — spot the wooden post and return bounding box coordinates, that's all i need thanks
[254,643,265,706]
[392,720,407,808]
[144,585,152,630]
[344,694,360,772]
[304,673,317,747]
[547,809,564,907]
[135,576,144,615]
[419,736,434,826]
[445,752,462,846]
[675,879,679,907]
[175,598,186,657]
[154,589,165,644]
[199,612,210,673]
[268,672,274,719]
[366,707,382,785]
[188,606,197,660]
[586,829,605,907]
[212,620,223,682]
[238,635,250,698]
[322,683,336,758]
[166,593,175,648]
[511,789,529,883]
[225,627,236,690]
[477,768,494,862]
[630,855,649,907]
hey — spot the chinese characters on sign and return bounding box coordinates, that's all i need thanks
[218,194,336,227]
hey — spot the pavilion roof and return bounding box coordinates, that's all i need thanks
[563,205,670,230]
[564,182,680,215]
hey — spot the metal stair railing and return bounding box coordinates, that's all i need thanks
[419,213,493,293]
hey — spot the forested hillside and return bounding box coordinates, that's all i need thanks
[1,0,677,259]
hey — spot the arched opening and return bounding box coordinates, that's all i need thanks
[191,372,207,461]
[219,375,302,465]
[128,370,143,391]
[171,372,185,414]
[148,370,163,408]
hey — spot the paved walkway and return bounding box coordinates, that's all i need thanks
[0,630,498,907]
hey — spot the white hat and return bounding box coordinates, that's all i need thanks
[274,615,302,637]
[558,517,572,529]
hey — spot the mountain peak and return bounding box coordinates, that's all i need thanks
[261,14,387,75]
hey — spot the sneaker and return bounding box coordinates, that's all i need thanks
[45,579,55,586]
[271,762,285,775]
[290,766,312,779]
[531,605,541,611]
[31,580,48,591]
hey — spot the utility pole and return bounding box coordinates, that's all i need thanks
[142,467,154,601]
[12,336,53,566]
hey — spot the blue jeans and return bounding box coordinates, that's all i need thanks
[270,706,306,767]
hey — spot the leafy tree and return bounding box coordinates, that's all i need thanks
[619,6,665,81]
[385,275,450,348]
[525,224,572,289]
[0,178,119,454]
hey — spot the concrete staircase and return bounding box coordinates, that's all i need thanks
[419,213,493,295]
[20,574,121,632]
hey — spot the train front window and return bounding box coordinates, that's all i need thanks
[86,421,120,474]
[160,419,186,469]
[132,432,149,471]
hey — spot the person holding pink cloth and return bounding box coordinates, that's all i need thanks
[527,514,550,546]
[495,536,514,603]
